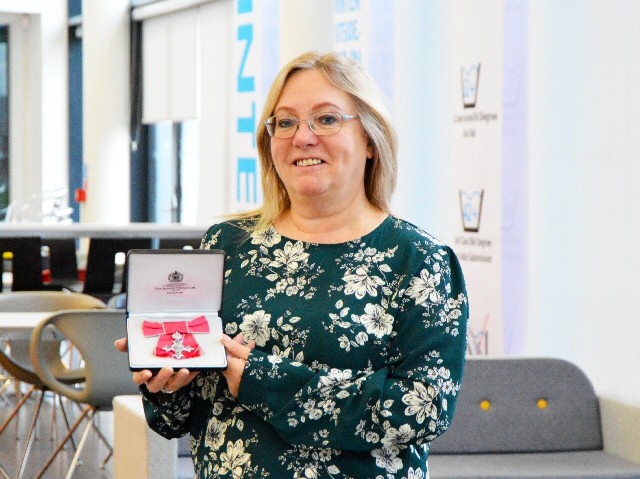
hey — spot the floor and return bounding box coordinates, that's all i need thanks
[1,387,196,479]
[0,387,114,479]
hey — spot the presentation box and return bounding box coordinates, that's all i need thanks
[126,249,227,371]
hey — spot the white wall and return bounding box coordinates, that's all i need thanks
[81,0,131,223]
[39,1,68,197]
[528,1,640,405]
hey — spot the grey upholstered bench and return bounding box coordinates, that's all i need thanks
[428,357,640,479]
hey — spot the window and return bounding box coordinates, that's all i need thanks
[147,119,199,223]
[131,3,201,223]
[0,25,9,220]
[68,1,83,222]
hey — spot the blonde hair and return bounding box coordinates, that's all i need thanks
[235,51,397,232]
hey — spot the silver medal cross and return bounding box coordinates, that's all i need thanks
[162,331,195,359]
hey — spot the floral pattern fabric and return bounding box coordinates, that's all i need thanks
[141,216,468,479]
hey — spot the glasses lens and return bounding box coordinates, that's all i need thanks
[266,116,299,138]
[265,117,276,137]
[312,112,342,135]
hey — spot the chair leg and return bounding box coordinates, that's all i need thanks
[89,419,113,467]
[0,384,35,435]
[64,408,96,479]
[51,392,57,442]
[13,380,21,402]
[100,450,113,470]
[16,389,45,479]
[57,394,78,451]
[34,405,93,479]
[0,375,13,405]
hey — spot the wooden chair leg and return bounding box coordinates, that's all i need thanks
[0,375,13,405]
[64,408,96,479]
[57,394,78,451]
[50,391,57,442]
[0,384,35,435]
[90,420,114,468]
[16,389,45,479]
[34,405,93,479]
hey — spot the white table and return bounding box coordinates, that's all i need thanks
[0,223,210,239]
[0,312,50,333]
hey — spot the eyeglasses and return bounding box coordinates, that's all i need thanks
[264,112,360,139]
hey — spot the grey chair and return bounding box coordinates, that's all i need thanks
[30,309,140,479]
[0,291,106,479]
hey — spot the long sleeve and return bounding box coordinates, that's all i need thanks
[237,246,468,454]
[141,383,195,439]
[141,363,233,441]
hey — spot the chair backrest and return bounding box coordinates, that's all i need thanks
[4,337,81,385]
[0,290,105,312]
[83,238,152,296]
[0,236,42,291]
[42,238,80,285]
[429,357,603,454]
[30,310,140,408]
[158,238,203,250]
[0,336,49,385]
[0,291,105,387]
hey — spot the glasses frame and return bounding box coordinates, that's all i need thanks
[264,112,360,139]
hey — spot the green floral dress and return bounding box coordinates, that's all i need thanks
[141,215,468,479]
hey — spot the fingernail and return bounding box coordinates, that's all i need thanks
[221,334,230,342]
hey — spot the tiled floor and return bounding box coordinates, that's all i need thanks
[0,388,113,479]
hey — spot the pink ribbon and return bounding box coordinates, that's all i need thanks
[142,315,210,359]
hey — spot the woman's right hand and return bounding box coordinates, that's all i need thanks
[114,337,199,394]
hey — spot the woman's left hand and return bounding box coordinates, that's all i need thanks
[221,333,256,397]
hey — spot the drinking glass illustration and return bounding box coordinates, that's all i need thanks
[461,63,481,108]
[459,189,484,232]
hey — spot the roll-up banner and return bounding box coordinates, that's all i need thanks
[333,0,369,65]
[232,0,280,212]
[333,0,395,102]
[232,0,260,212]
[447,0,505,355]
[333,0,512,355]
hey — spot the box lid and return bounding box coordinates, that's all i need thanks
[126,249,225,314]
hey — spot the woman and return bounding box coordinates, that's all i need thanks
[118,51,468,478]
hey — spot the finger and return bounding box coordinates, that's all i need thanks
[114,337,128,352]
[233,333,245,344]
[222,335,252,360]
[247,340,256,350]
[222,334,251,358]
[145,367,175,393]
[133,369,153,386]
